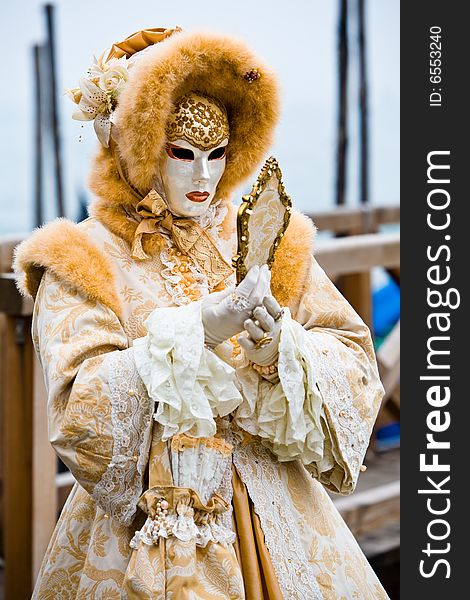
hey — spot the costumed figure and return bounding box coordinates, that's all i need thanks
[14,27,389,599]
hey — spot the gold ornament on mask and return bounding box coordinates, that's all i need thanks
[166,92,229,151]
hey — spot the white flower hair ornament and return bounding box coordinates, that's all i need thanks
[65,27,182,147]
[66,54,130,147]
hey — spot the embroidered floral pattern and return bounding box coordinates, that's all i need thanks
[92,349,154,525]
[166,92,230,151]
[160,244,209,305]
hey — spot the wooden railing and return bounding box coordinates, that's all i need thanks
[0,206,400,597]
[308,204,400,235]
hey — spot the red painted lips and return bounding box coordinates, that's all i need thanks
[185,191,210,203]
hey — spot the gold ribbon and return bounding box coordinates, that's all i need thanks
[132,190,233,289]
[104,27,182,62]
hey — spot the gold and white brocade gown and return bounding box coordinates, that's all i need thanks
[26,200,389,599]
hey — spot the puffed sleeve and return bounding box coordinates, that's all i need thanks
[234,256,384,494]
[32,270,154,525]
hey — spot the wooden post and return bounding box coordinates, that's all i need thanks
[358,0,369,206]
[3,314,34,597]
[1,266,56,595]
[336,0,349,206]
[45,4,65,218]
[0,314,5,557]
[33,45,44,227]
[340,271,372,330]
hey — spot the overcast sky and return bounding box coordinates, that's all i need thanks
[1,0,399,234]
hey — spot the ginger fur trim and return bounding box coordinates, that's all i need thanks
[13,219,122,317]
[271,210,317,307]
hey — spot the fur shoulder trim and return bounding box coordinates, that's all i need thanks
[13,219,121,316]
[271,210,316,307]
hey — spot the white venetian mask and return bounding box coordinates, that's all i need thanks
[158,91,230,218]
[160,137,228,217]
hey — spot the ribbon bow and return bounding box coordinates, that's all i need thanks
[105,27,182,62]
[131,189,233,289]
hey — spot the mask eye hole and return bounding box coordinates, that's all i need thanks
[208,146,226,161]
[166,145,194,161]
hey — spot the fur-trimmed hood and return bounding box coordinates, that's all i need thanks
[88,30,280,212]
[13,209,315,319]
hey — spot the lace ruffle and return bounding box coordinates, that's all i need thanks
[133,301,242,441]
[235,308,325,462]
[92,349,154,525]
[130,514,236,549]
[130,484,236,549]
[235,308,369,492]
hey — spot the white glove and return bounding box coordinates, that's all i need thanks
[202,265,271,347]
[238,295,283,366]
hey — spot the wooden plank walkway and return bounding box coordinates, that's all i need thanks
[333,448,400,556]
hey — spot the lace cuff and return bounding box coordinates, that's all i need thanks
[235,308,370,493]
[133,301,242,441]
[235,308,325,462]
[92,348,154,525]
